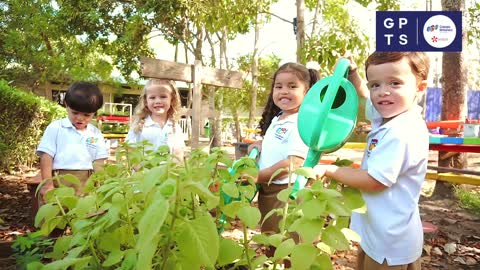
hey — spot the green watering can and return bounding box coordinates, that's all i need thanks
[218,147,259,233]
[290,58,359,199]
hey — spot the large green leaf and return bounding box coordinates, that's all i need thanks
[237,205,261,228]
[342,186,365,210]
[326,200,351,216]
[177,215,219,268]
[294,167,317,179]
[34,203,60,227]
[135,197,168,267]
[312,253,333,270]
[72,195,96,217]
[300,199,327,219]
[43,256,92,270]
[289,218,324,243]
[291,244,318,270]
[222,201,244,218]
[222,182,240,198]
[217,238,243,266]
[183,181,219,209]
[142,166,166,193]
[273,239,295,261]
[322,225,350,250]
[102,250,124,267]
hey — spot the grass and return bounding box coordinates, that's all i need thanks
[455,186,480,216]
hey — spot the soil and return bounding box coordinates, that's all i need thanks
[0,149,479,269]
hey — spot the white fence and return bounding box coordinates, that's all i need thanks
[179,118,191,138]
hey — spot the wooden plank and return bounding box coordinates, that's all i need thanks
[140,57,244,88]
[428,165,480,176]
[140,57,192,82]
[343,142,366,149]
[426,172,480,186]
[429,143,480,153]
[191,60,202,148]
[201,65,244,88]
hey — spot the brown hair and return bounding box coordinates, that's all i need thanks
[365,52,430,83]
[258,63,320,136]
[131,79,181,133]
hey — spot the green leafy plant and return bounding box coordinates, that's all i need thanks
[12,231,55,268]
[24,142,364,269]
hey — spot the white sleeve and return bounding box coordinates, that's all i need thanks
[125,128,138,144]
[94,131,109,160]
[286,124,309,159]
[36,122,59,157]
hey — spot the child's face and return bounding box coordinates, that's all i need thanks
[272,71,308,116]
[366,58,427,121]
[145,84,172,118]
[66,106,95,131]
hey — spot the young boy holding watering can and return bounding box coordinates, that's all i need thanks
[315,52,430,270]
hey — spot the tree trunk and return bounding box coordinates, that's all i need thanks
[248,13,260,129]
[296,0,305,63]
[310,0,322,37]
[233,109,242,142]
[432,0,467,199]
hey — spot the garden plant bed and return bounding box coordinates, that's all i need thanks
[0,149,479,269]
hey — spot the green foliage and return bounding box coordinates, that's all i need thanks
[0,80,66,171]
[12,231,54,269]
[22,144,364,269]
[468,2,480,45]
[0,1,121,85]
[302,0,371,76]
[455,186,480,216]
[349,0,400,10]
[220,54,280,120]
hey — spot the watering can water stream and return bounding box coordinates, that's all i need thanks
[290,58,359,199]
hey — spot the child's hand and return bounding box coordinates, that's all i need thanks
[314,164,327,179]
[313,164,336,180]
[334,51,357,74]
[248,141,262,154]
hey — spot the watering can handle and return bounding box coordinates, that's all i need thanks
[249,147,259,159]
[290,59,352,199]
[308,59,350,149]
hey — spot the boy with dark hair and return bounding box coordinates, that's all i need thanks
[37,82,107,195]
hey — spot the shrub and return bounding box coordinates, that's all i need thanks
[0,80,66,171]
[20,143,364,269]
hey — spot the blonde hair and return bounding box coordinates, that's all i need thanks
[131,79,181,133]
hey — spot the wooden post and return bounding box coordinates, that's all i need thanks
[140,57,244,148]
[192,60,202,148]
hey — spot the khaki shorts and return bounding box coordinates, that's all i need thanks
[357,247,421,270]
[258,183,288,234]
[53,169,93,195]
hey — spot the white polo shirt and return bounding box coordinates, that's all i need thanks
[351,105,428,265]
[258,113,309,185]
[37,118,108,170]
[125,116,186,153]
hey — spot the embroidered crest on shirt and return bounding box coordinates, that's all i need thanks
[367,138,378,156]
[86,137,98,144]
[274,127,288,140]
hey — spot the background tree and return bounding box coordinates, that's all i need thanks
[0,1,121,88]
[432,0,468,198]
[222,55,280,142]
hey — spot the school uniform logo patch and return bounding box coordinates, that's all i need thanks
[367,138,378,157]
[86,137,98,144]
[274,127,288,140]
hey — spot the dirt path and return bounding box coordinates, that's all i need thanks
[1,149,479,269]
